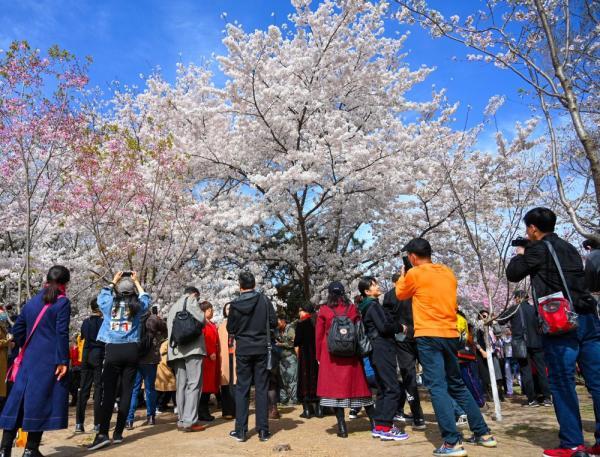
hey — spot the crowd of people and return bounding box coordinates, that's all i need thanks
[0,207,599,457]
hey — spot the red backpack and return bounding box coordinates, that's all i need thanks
[533,241,578,335]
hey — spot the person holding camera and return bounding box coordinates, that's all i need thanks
[506,207,600,457]
[382,272,425,428]
[396,238,496,456]
[87,271,150,451]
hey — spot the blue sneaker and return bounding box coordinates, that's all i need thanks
[379,426,409,441]
[433,441,468,456]
[371,428,383,439]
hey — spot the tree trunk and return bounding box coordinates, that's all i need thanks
[533,0,600,211]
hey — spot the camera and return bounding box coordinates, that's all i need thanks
[511,237,531,248]
[121,271,133,277]
[402,256,412,272]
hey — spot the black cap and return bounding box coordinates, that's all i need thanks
[402,238,432,257]
[328,281,345,297]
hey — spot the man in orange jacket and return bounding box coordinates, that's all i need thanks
[396,238,496,457]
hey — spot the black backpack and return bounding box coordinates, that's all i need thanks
[170,297,204,348]
[327,305,357,357]
[138,310,153,357]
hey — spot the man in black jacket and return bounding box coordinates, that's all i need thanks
[227,271,277,443]
[506,207,600,456]
[382,273,425,428]
[583,238,600,294]
[75,298,105,433]
[497,290,551,407]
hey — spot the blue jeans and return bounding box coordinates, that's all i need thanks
[452,398,465,418]
[417,337,490,445]
[543,313,600,448]
[127,364,158,422]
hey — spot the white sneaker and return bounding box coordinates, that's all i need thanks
[455,415,468,427]
[174,407,178,415]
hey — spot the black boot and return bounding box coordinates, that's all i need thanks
[335,408,348,438]
[300,401,313,419]
[314,402,324,418]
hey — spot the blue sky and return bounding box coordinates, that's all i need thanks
[0,0,533,142]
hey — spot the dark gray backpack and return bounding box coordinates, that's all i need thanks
[327,305,356,357]
[170,297,204,348]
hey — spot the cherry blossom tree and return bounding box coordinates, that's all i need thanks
[392,0,600,242]
[0,40,90,305]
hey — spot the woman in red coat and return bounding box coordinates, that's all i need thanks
[316,281,374,438]
[199,301,220,421]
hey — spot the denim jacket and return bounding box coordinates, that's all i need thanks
[96,287,151,344]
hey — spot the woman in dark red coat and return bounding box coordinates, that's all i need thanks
[199,301,220,421]
[316,282,374,438]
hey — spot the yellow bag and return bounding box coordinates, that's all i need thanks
[15,428,27,447]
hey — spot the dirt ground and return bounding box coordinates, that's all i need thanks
[35,387,596,457]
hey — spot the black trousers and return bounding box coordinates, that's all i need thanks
[0,402,43,450]
[372,341,401,426]
[220,384,236,417]
[235,353,269,433]
[98,343,138,436]
[396,341,424,421]
[518,348,552,402]
[76,348,104,425]
[157,391,176,409]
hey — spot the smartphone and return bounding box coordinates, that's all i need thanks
[121,271,132,277]
[402,256,412,272]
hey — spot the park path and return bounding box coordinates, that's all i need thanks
[39,389,596,457]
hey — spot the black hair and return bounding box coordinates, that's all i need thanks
[115,294,141,320]
[200,300,213,312]
[583,239,600,250]
[151,305,159,315]
[184,286,200,296]
[223,302,230,318]
[358,276,377,297]
[89,297,99,312]
[404,238,432,258]
[513,289,528,300]
[300,303,315,314]
[391,273,401,283]
[43,265,70,304]
[239,271,256,290]
[327,293,351,308]
[523,207,556,233]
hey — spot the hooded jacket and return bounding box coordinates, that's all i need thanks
[226,290,277,356]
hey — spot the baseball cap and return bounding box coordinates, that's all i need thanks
[328,281,345,297]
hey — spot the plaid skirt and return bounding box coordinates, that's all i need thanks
[319,396,374,408]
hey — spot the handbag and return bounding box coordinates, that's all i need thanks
[6,295,64,383]
[355,319,372,356]
[532,240,579,335]
[511,304,528,359]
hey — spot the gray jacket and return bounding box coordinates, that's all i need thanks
[167,294,206,361]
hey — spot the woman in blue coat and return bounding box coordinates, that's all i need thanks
[0,265,71,457]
